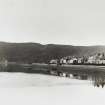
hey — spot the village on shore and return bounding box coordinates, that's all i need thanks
[50,53,105,65]
[0,52,105,88]
[1,52,105,68]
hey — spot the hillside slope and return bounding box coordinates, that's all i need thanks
[0,42,105,63]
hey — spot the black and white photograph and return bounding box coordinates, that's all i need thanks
[0,0,105,105]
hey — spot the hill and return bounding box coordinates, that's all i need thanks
[0,42,105,63]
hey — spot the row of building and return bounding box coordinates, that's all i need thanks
[50,53,105,65]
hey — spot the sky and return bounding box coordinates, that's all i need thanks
[0,0,105,45]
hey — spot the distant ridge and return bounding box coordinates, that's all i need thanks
[0,42,105,63]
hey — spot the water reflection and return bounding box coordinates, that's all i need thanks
[91,73,105,88]
[1,63,105,88]
[67,71,105,88]
[41,69,105,88]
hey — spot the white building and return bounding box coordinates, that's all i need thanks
[50,59,57,64]
[87,56,96,64]
[78,58,83,64]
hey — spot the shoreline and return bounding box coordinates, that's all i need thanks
[1,63,105,74]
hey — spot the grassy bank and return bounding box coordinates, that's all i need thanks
[0,63,104,75]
